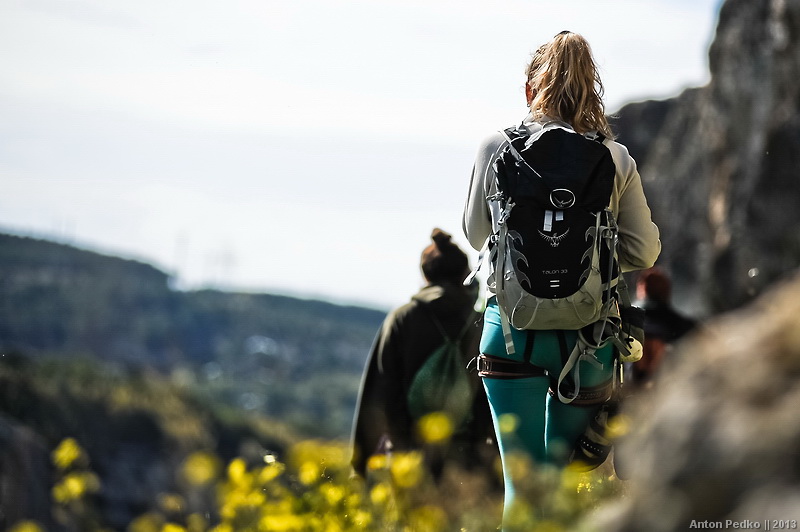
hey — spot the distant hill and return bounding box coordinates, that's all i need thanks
[0,231,386,436]
[0,232,384,367]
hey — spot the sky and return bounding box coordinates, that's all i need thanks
[0,0,721,311]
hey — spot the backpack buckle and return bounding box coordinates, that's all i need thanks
[550,188,576,209]
[487,192,504,202]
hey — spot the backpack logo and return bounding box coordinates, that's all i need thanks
[538,229,570,247]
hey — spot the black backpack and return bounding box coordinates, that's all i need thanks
[466,121,643,403]
[492,121,617,326]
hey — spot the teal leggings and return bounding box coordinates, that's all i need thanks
[479,300,614,523]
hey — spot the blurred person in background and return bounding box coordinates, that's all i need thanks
[629,267,697,389]
[350,228,497,484]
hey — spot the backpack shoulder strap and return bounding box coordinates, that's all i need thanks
[418,301,477,344]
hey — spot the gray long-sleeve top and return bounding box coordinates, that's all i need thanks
[463,115,661,290]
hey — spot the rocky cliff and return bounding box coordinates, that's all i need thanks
[598,259,800,532]
[614,0,800,317]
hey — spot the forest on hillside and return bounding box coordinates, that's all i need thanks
[0,232,386,438]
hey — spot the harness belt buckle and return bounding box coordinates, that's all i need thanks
[477,354,491,376]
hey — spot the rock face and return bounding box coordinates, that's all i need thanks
[598,269,800,531]
[598,3,800,527]
[613,0,800,316]
[0,416,54,531]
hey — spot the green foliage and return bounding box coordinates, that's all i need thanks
[193,368,364,438]
[0,355,303,528]
[0,233,384,370]
[0,232,386,438]
[0,355,301,456]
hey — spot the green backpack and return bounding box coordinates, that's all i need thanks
[406,308,478,426]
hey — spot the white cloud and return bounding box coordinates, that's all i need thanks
[2,0,717,140]
[0,0,720,308]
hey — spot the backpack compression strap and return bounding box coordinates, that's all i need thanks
[554,321,607,404]
[493,199,522,355]
[463,129,514,287]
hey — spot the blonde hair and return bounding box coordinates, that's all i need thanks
[525,32,613,138]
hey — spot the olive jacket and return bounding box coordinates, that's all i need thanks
[350,282,496,478]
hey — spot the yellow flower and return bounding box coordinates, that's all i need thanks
[606,413,632,439]
[505,451,533,483]
[158,493,186,514]
[369,482,392,506]
[417,412,454,444]
[351,510,372,529]
[245,490,266,506]
[320,518,343,532]
[219,491,249,520]
[345,492,362,509]
[51,438,84,471]
[258,462,285,484]
[186,513,208,532]
[298,461,320,486]
[366,454,388,471]
[127,512,164,532]
[182,452,222,486]
[389,452,424,489]
[226,458,247,484]
[498,413,520,434]
[560,467,586,490]
[317,443,350,470]
[289,440,349,472]
[52,472,100,503]
[8,521,45,532]
[161,524,186,532]
[408,505,448,532]
[259,513,306,531]
[320,483,345,506]
[219,490,247,519]
[505,499,535,530]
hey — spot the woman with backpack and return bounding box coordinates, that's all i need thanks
[462,31,661,523]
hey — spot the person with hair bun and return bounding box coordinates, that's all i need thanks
[350,228,497,483]
[463,31,660,524]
